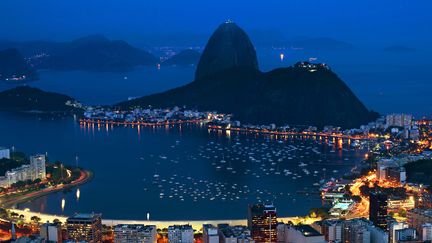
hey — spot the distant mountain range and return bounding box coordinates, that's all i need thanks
[0,48,37,81]
[0,33,358,78]
[119,22,378,128]
[162,49,201,66]
[0,86,79,113]
[133,31,356,51]
[0,35,158,72]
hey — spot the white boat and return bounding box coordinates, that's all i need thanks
[299,162,307,167]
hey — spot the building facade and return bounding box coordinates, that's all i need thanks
[248,204,277,242]
[30,154,46,180]
[389,221,408,243]
[312,220,342,243]
[114,224,156,243]
[421,223,432,241]
[6,164,32,185]
[40,222,62,243]
[66,213,102,243]
[369,192,388,230]
[203,224,219,243]
[168,225,194,243]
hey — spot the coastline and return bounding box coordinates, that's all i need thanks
[1,169,321,229]
[0,169,92,208]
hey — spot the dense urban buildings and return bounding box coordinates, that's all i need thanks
[407,208,432,240]
[386,114,413,128]
[0,153,47,187]
[66,213,102,243]
[248,204,278,242]
[1,1,432,243]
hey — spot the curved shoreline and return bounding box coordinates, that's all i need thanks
[2,169,321,228]
[1,169,92,208]
[8,207,318,230]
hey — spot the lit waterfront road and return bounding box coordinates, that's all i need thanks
[348,172,376,219]
[0,170,91,208]
[7,208,321,231]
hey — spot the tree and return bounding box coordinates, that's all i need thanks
[344,185,351,193]
[30,216,41,224]
[352,195,362,203]
[309,207,330,219]
[0,208,8,218]
[398,208,407,218]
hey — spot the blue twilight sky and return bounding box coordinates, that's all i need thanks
[1,0,431,47]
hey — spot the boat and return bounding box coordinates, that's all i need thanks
[299,162,307,167]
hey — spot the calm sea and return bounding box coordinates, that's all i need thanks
[0,47,430,220]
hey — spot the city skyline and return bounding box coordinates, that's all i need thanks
[0,1,431,242]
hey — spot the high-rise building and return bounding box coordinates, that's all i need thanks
[0,147,10,159]
[114,224,156,243]
[369,192,388,230]
[248,204,277,242]
[168,225,194,243]
[30,154,46,180]
[40,222,62,243]
[203,224,219,243]
[407,209,432,240]
[66,213,102,243]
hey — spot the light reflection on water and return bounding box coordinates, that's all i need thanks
[0,113,365,220]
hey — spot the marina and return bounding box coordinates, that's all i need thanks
[0,112,365,220]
